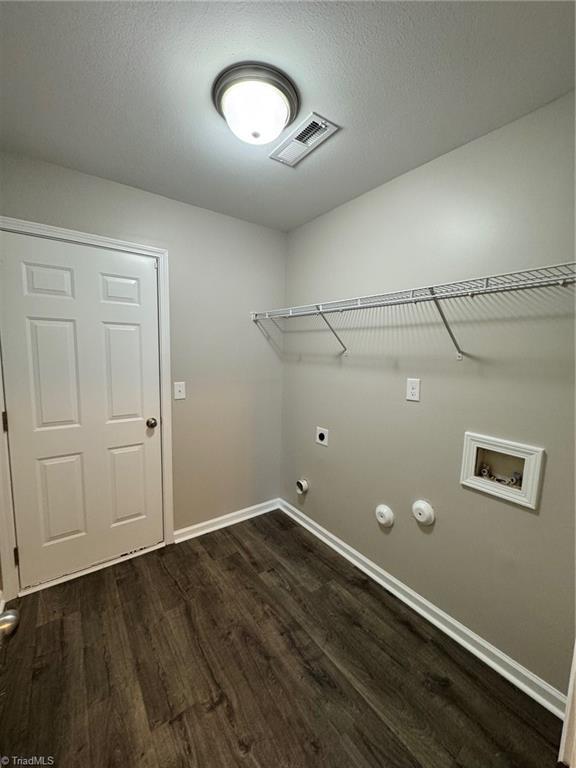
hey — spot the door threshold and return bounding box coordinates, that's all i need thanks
[18,540,165,596]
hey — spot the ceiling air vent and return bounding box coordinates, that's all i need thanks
[269,112,339,167]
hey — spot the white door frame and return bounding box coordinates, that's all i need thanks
[559,643,576,765]
[0,216,174,601]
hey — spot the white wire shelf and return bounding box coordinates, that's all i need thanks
[251,262,576,359]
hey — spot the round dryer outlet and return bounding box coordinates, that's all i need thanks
[412,499,435,526]
[375,504,394,528]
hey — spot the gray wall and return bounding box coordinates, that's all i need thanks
[1,93,573,693]
[282,93,575,691]
[0,151,287,530]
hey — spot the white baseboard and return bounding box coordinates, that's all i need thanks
[277,498,566,720]
[173,499,281,544]
[10,493,565,719]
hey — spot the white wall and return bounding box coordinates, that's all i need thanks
[282,93,575,691]
[0,151,287,530]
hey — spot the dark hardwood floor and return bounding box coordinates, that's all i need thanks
[0,510,562,767]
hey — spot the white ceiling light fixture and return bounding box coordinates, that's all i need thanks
[212,62,299,146]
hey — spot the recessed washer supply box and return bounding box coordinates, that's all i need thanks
[460,432,544,509]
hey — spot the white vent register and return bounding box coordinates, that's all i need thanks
[270,112,339,167]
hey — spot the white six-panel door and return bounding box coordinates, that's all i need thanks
[0,231,163,588]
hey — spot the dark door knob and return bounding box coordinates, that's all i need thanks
[146,417,158,429]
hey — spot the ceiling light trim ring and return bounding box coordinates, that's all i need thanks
[212,62,300,126]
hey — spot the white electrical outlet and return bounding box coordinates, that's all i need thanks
[406,378,420,402]
[316,426,329,446]
[173,381,186,400]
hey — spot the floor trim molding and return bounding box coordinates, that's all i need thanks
[173,499,279,544]
[277,498,566,720]
[14,495,565,719]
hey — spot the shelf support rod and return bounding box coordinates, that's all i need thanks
[429,289,464,360]
[316,305,348,355]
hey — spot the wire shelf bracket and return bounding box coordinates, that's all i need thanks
[251,262,576,360]
[429,287,464,360]
[316,305,348,355]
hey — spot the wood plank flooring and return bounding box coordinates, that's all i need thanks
[0,510,562,767]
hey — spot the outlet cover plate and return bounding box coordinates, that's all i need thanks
[316,426,329,446]
[173,381,186,400]
[406,378,421,402]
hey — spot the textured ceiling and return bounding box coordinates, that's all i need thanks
[0,2,573,231]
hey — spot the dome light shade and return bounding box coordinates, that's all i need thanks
[213,63,299,146]
[221,80,289,145]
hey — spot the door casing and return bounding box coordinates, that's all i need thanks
[0,216,174,600]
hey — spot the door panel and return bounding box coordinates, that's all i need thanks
[104,323,143,420]
[101,273,140,304]
[109,443,147,525]
[24,262,75,298]
[0,231,163,588]
[28,318,81,428]
[38,453,86,543]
